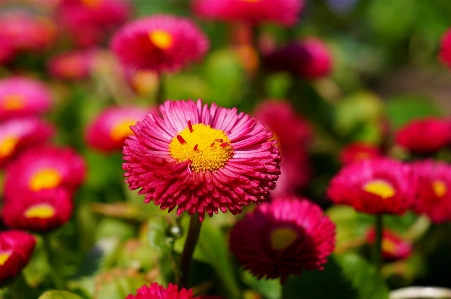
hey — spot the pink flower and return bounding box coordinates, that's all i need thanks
[229,196,336,283]
[264,38,333,79]
[0,230,36,282]
[192,0,304,27]
[365,227,412,261]
[326,158,415,215]
[125,283,223,299]
[1,188,73,232]
[123,99,280,221]
[0,117,55,168]
[339,142,383,165]
[47,49,99,80]
[0,76,53,120]
[439,27,451,69]
[85,106,151,152]
[111,14,209,73]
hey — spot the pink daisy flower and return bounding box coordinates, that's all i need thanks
[85,105,152,152]
[411,160,451,224]
[339,142,383,165]
[3,145,86,200]
[2,188,73,233]
[326,158,414,215]
[0,230,36,282]
[365,227,412,261]
[439,27,451,69]
[192,0,304,27]
[123,99,280,221]
[229,196,336,283]
[47,48,99,80]
[125,283,223,299]
[0,117,55,168]
[110,14,209,73]
[264,38,333,79]
[253,100,313,196]
[0,76,53,120]
[395,117,451,155]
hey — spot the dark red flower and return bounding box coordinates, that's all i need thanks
[0,230,36,282]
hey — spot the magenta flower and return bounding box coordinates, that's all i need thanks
[365,227,412,261]
[339,142,383,165]
[439,27,451,69]
[0,117,55,168]
[0,230,36,282]
[192,0,304,27]
[111,14,209,73]
[47,49,99,80]
[0,76,53,120]
[326,158,415,215]
[229,196,336,283]
[85,105,151,152]
[125,283,223,299]
[123,99,280,221]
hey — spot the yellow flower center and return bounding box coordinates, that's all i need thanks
[79,0,103,8]
[432,180,447,198]
[110,119,137,141]
[29,168,62,191]
[24,204,56,219]
[3,94,25,111]
[169,122,233,173]
[0,135,19,158]
[382,238,397,255]
[363,180,395,199]
[270,227,298,251]
[149,30,173,50]
[0,252,11,266]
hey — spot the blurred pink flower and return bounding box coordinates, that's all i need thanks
[125,283,223,299]
[339,142,383,165]
[366,227,412,261]
[439,27,451,69]
[0,230,36,282]
[47,48,99,80]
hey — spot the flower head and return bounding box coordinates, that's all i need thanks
[85,105,151,152]
[0,76,53,120]
[339,142,383,165]
[123,99,280,221]
[229,196,336,283]
[192,0,304,27]
[365,227,412,261]
[1,188,73,232]
[47,49,99,80]
[111,15,209,73]
[125,282,222,299]
[326,158,414,215]
[0,230,36,282]
[439,27,451,69]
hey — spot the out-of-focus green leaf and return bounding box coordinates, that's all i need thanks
[94,218,136,242]
[164,73,211,101]
[242,271,281,299]
[38,290,84,299]
[147,216,172,256]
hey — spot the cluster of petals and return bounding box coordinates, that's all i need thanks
[0,230,36,282]
[111,14,209,73]
[192,0,304,27]
[125,282,223,299]
[47,49,99,80]
[326,157,415,215]
[123,99,280,221]
[395,117,451,155]
[0,76,53,120]
[339,142,383,165]
[264,38,333,79]
[253,100,313,196]
[410,160,451,224]
[55,0,132,47]
[439,27,451,69]
[85,105,152,152]
[365,227,412,261]
[0,117,55,168]
[229,196,336,283]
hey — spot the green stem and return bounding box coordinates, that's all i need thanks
[372,214,383,273]
[177,213,202,288]
[42,234,66,290]
[6,273,35,299]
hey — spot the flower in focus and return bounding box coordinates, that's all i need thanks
[326,158,414,215]
[229,196,336,283]
[85,105,151,152]
[1,188,73,233]
[0,230,36,282]
[0,76,53,120]
[439,27,451,69]
[0,117,55,168]
[264,38,333,79]
[125,282,223,299]
[339,142,383,165]
[47,49,99,80]
[411,160,451,224]
[56,0,132,47]
[365,227,412,261]
[192,0,304,27]
[111,14,209,73]
[394,117,451,155]
[4,145,86,200]
[123,99,280,221]
[253,100,312,196]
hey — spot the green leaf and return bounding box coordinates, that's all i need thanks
[242,271,281,299]
[38,290,85,299]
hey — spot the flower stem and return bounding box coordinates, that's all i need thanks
[177,213,202,288]
[372,214,383,273]
[42,234,66,290]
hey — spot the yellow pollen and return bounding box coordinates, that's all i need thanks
[270,227,298,251]
[149,30,173,50]
[24,204,56,219]
[382,238,397,254]
[79,0,103,8]
[29,168,62,191]
[432,180,447,198]
[0,252,11,266]
[0,135,19,158]
[363,180,395,199]
[3,94,25,111]
[169,123,233,173]
[110,119,136,141]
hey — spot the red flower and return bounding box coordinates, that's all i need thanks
[125,283,223,299]
[366,227,412,261]
[339,142,382,165]
[439,27,451,69]
[0,230,36,282]
[47,49,99,80]
[326,158,415,215]
[230,196,336,283]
